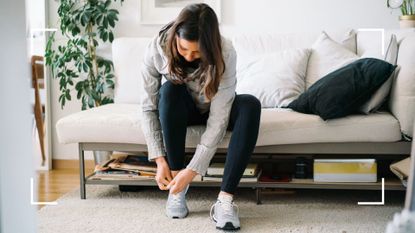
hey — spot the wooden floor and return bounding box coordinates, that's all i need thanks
[36,167,94,210]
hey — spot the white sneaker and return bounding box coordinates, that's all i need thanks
[165,184,190,219]
[210,197,240,231]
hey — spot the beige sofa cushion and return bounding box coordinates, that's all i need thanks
[56,104,402,147]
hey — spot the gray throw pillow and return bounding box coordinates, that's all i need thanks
[359,34,399,114]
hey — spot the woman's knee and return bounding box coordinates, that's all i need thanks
[235,94,262,116]
[159,80,186,102]
[158,81,187,118]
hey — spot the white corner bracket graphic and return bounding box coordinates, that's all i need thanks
[29,28,57,56]
[357,28,386,56]
[30,177,58,206]
[358,178,385,206]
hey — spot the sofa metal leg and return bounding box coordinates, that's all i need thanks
[256,187,262,205]
[79,143,86,199]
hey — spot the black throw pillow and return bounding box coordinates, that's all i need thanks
[288,58,397,120]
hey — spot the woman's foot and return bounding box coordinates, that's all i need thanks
[210,194,241,231]
[165,184,190,219]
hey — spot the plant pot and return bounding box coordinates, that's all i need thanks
[93,150,112,165]
[400,15,415,29]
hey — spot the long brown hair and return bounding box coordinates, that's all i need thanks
[160,3,225,102]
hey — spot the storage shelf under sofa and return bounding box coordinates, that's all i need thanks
[78,141,410,204]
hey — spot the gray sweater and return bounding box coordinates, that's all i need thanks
[140,33,237,176]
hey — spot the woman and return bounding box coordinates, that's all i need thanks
[140,3,261,231]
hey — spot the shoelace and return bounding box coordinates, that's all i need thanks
[169,192,185,207]
[210,200,239,221]
[168,185,189,208]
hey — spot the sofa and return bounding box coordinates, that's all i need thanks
[56,29,415,200]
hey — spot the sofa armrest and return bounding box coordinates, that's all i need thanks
[389,34,415,138]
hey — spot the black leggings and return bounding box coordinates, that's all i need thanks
[158,80,261,194]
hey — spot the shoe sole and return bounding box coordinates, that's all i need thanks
[166,210,189,219]
[212,217,240,231]
[216,222,240,231]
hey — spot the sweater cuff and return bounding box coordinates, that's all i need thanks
[186,144,217,176]
[146,131,166,161]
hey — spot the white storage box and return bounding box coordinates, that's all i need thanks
[313,159,377,182]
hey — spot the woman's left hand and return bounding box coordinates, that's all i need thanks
[167,168,197,195]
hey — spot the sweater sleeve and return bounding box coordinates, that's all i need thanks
[186,45,237,175]
[140,37,166,162]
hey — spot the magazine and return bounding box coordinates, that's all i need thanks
[95,155,157,175]
[92,170,155,180]
[93,155,157,180]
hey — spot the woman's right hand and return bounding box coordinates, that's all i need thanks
[155,157,172,190]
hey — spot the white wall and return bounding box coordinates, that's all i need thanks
[49,0,401,160]
[27,0,46,56]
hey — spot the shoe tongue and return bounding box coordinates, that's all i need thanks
[218,194,233,203]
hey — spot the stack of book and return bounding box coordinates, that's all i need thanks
[203,163,261,183]
[92,155,157,181]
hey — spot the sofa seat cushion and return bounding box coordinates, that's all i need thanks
[256,108,401,145]
[56,104,402,147]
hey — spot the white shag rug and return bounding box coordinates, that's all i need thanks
[37,185,405,233]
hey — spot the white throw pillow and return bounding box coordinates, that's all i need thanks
[342,29,358,54]
[305,31,359,89]
[236,48,311,108]
[360,34,399,114]
[385,34,399,65]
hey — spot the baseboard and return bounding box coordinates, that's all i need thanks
[53,159,95,170]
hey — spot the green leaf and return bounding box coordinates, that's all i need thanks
[105,63,111,73]
[88,96,95,108]
[75,80,84,91]
[96,14,103,24]
[77,89,82,99]
[106,79,114,85]
[59,77,66,90]
[59,93,66,108]
[83,63,88,72]
[81,13,88,26]
[91,89,100,99]
[81,96,87,110]
[101,96,114,105]
[108,17,115,27]
[105,0,111,8]
[108,9,119,15]
[65,89,71,101]
[103,17,108,28]
[71,26,80,36]
[85,60,93,69]
[106,74,114,80]
[109,32,114,42]
[102,31,108,42]
[98,82,105,93]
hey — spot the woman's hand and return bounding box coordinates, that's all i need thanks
[154,157,172,190]
[167,168,197,195]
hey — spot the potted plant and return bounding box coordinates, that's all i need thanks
[387,0,415,28]
[45,0,124,164]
